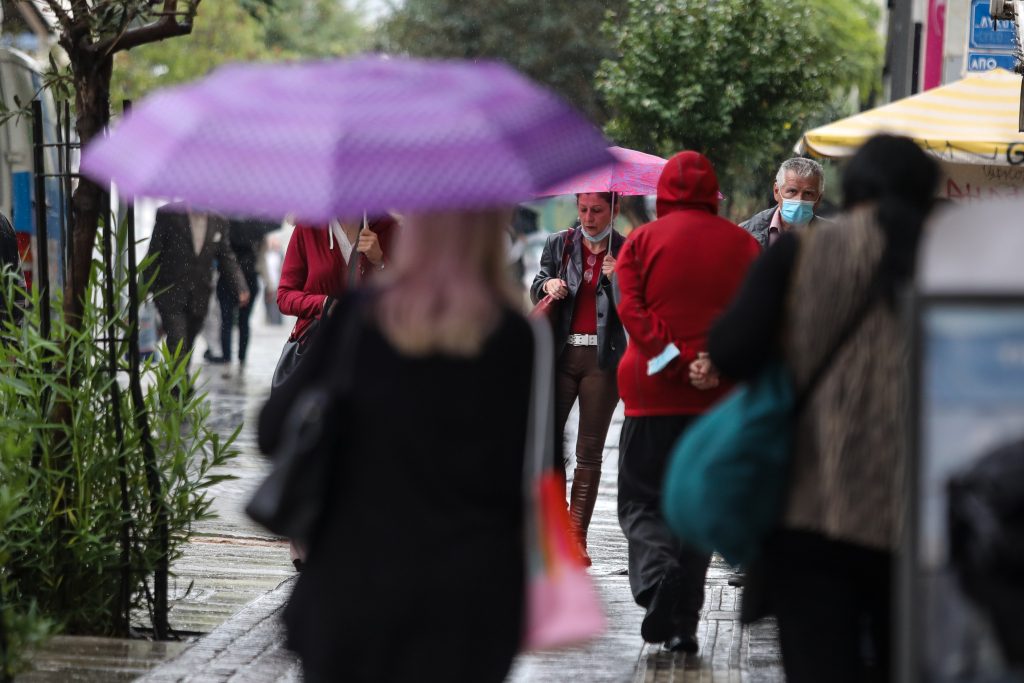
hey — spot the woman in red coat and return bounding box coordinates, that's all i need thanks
[278,215,399,345]
[276,214,399,569]
[615,150,760,653]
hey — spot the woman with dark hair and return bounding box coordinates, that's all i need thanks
[530,191,627,565]
[696,136,940,682]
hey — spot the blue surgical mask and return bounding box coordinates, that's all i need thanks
[582,225,614,243]
[779,199,815,226]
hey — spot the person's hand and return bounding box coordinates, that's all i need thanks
[357,228,383,265]
[543,278,569,300]
[238,290,251,308]
[689,352,720,391]
[602,255,616,278]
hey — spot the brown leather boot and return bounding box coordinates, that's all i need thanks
[568,467,601,567]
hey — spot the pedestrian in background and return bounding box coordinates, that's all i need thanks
[701,135,940,682]
[530,192,626,566]
[741,157,827,249]
[274,214,398,569]
[261,232,285,326]
[615,151,760,652]
[277,215,398,348]
[144,204,249,368]
[259,208,532,683]
[214,217,278,369]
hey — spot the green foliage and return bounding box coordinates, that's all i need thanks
[113,1,270,104]
[0,221,238,660]
[381,0,628,122]
[113,0,369,103]
[0,439,53,681]
[597,0,882,204]
[261,0,369,59]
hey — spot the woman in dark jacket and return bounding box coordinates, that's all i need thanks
[530,192,626,565]
[700,135,939,682]
[259,208,532,683]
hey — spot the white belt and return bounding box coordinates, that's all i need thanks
[567,333,598,347]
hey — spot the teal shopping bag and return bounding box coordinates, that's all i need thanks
[662,362,794,566]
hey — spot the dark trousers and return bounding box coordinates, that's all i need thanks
[217,268,260,362]
[617,415,711,631]
[554,345,619,472]
[762,530,892,683]
[158,306,204,367]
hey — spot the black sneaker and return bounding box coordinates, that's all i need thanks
[665,632,699,654]
[641,571,683,643]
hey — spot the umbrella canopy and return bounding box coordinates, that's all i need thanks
[81,56,615,222]
[537,146,666,197]
[799,69,1024,166]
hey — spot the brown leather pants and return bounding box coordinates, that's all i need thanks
[555,345,620,473]
[555,345,619,559]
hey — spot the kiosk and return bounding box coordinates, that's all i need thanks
[904,200,1024,682]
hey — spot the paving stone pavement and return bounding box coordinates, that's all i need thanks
[23,315,785,682]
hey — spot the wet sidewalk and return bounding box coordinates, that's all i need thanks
[23,316,784,682]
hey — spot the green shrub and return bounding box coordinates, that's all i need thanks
[0,225,238,674]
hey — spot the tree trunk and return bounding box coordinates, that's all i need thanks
[64,53,113,327]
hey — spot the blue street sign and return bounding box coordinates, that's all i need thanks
[970,0,1018,50]
[967,50,1019,72]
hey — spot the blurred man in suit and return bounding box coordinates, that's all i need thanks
[144,204,249,367]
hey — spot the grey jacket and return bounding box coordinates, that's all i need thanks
[530,227,626,370]
[144,203,247,318]
[740,206,827,249]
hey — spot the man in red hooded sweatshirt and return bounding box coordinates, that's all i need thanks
[615,151,760,652]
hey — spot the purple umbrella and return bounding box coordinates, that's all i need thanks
[81,56,615,222]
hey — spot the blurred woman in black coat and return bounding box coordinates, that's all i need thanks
[259,208,534,683]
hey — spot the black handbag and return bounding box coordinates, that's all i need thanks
[246,301,362,541]
[271,317,321,390]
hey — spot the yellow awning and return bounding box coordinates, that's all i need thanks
[799,69,1024,166]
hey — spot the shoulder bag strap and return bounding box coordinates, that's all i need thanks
[318,292,367,397]
[556,229,575,280]
[525,317,556,484]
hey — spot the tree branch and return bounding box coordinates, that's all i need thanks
[90,0,202,56]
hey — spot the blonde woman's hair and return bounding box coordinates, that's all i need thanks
[375,208,520,357]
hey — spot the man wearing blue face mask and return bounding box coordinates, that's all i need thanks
[741,158,826,249]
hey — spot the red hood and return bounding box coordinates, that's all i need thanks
[655,151,720,218]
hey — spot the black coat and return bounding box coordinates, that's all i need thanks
[529,226,627,370]
[143,203,247,317]
[258,295,530,682]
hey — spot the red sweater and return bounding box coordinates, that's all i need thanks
[278,217,398,341]
[616,151,760,416]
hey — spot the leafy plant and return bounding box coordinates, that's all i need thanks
[0,218,238,669]
[380,0,628,122]
[596,0,882,208]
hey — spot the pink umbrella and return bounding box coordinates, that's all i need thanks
[538,146,666,197]
[80,56,615,222]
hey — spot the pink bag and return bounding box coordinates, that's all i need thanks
[522,473,606,649]
[521,319,606,651]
